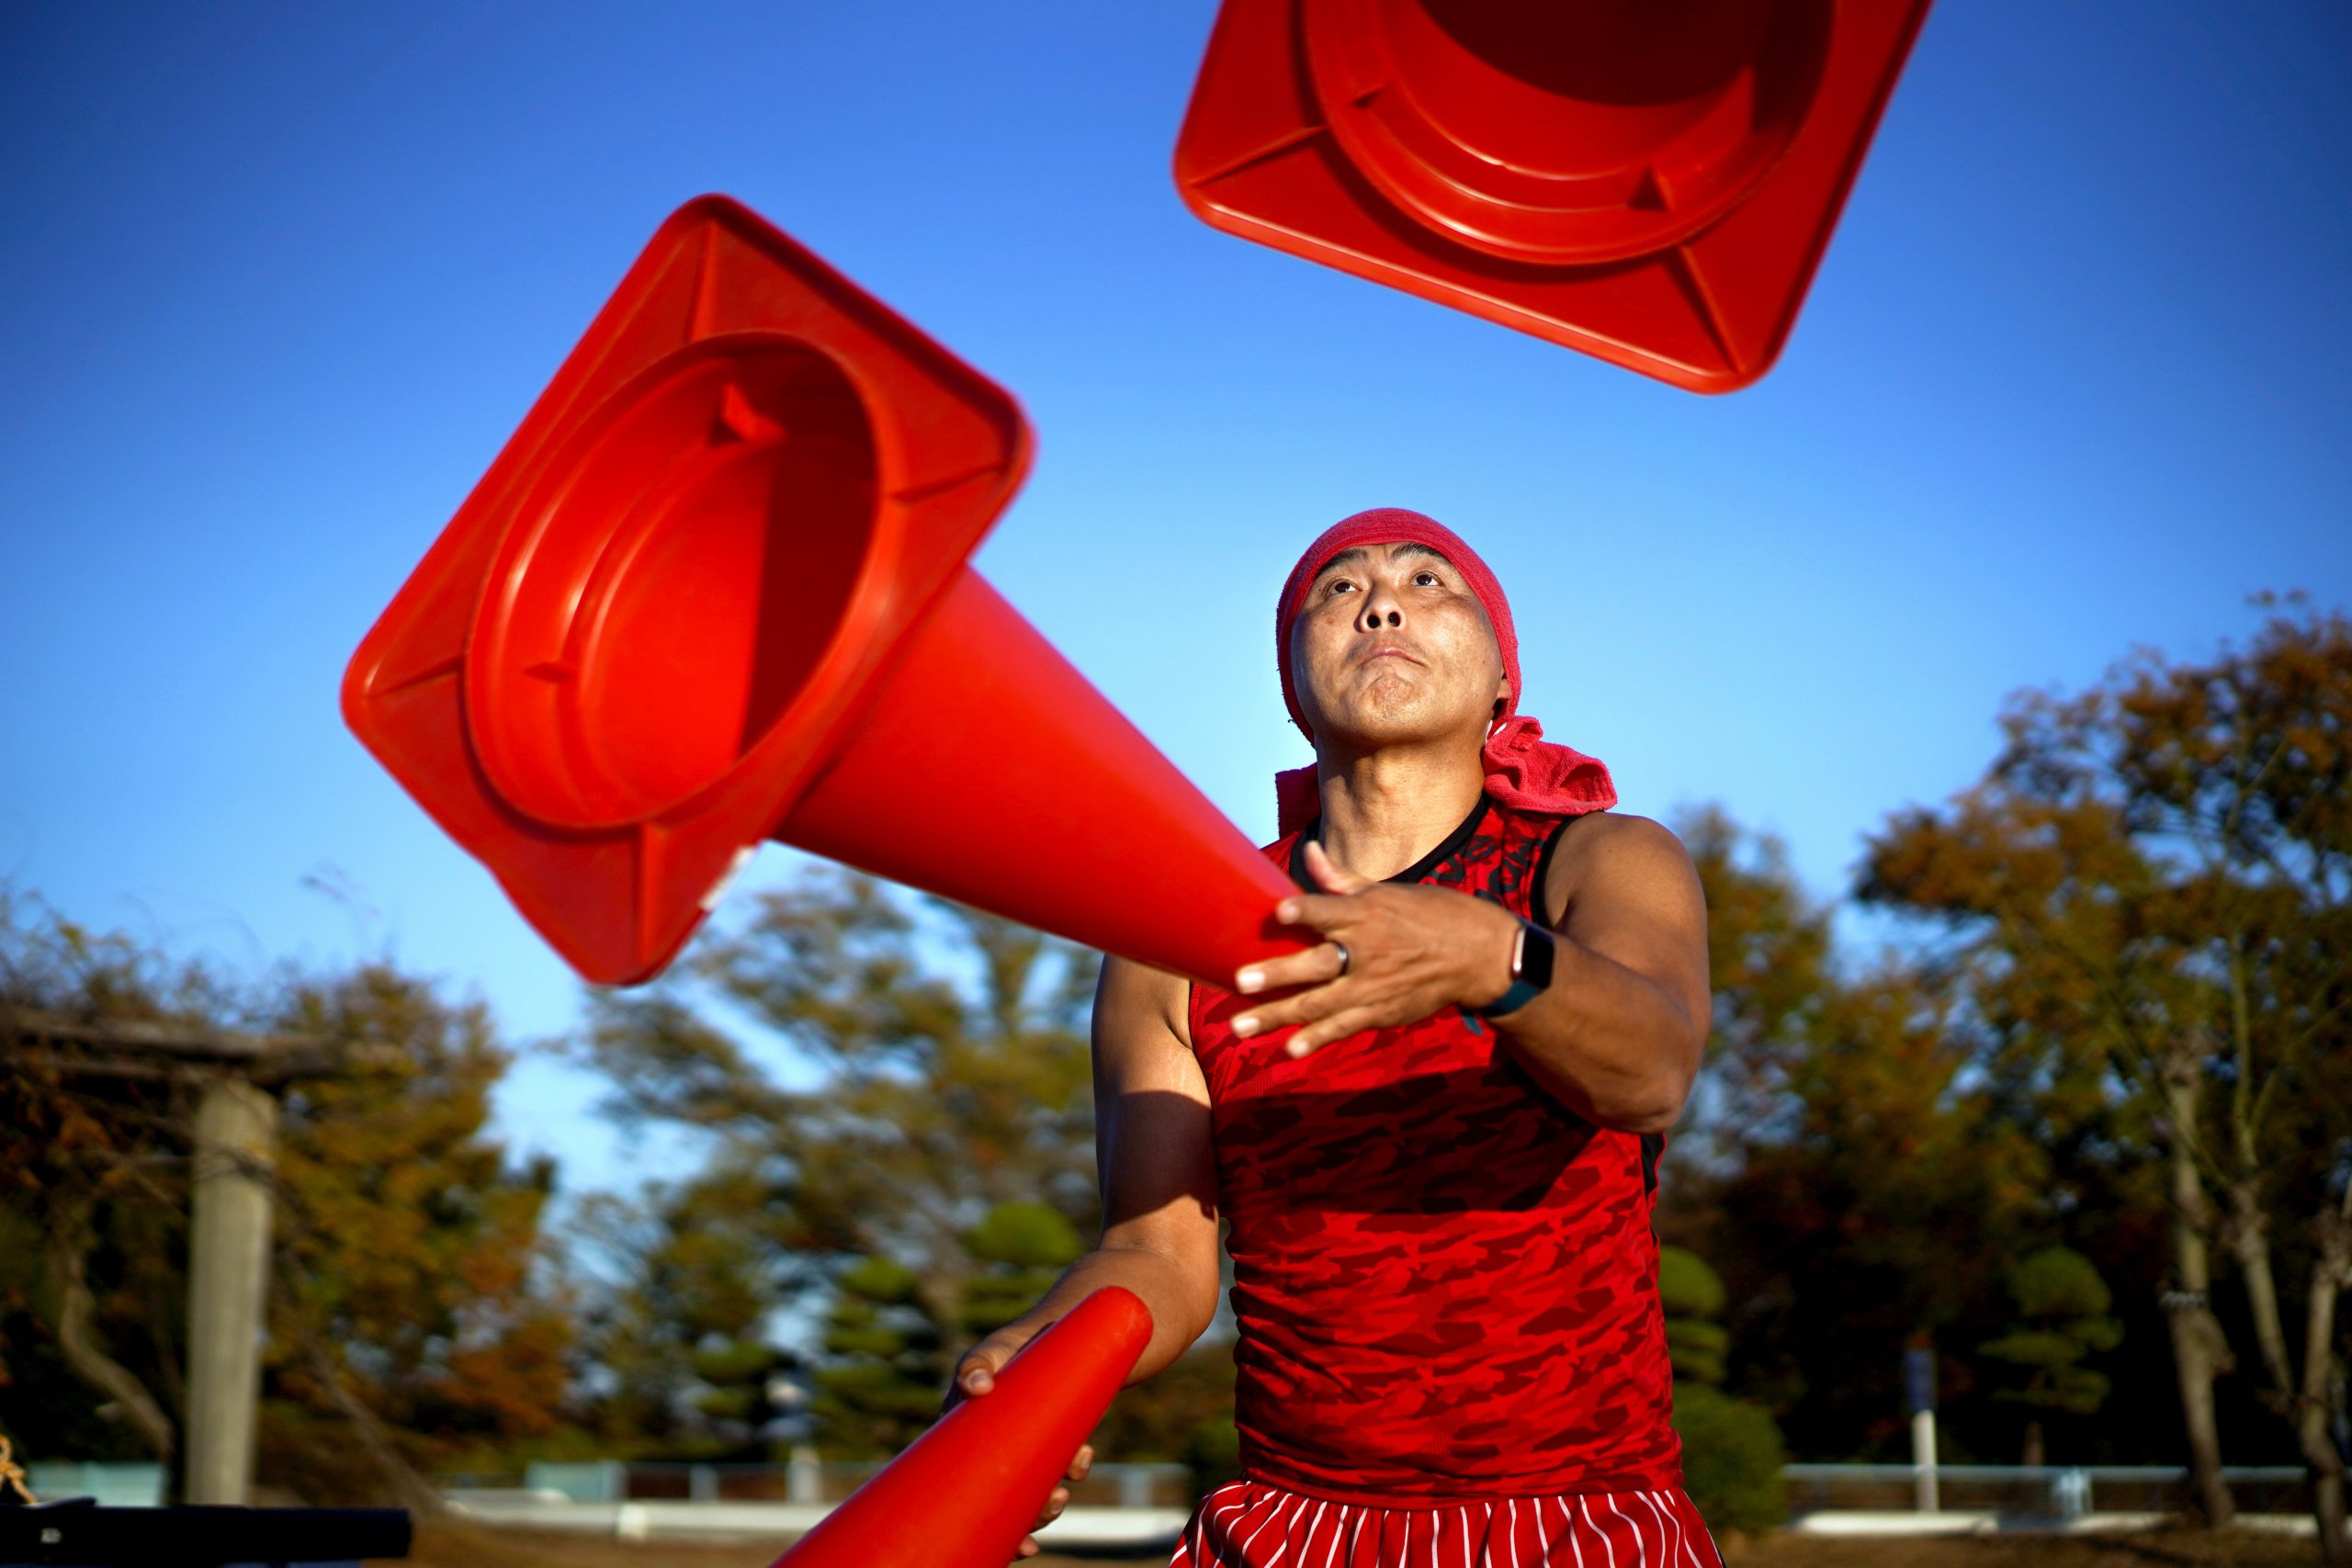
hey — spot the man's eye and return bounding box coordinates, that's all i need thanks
[1329,581,1357,594]
[1414,572,1440,586]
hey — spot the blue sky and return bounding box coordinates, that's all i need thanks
[4,3,2347,1188]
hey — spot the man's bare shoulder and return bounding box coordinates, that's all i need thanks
[1095,953,1194,1055]
[1542,811,1700,919]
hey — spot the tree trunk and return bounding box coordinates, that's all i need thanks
[2225,1179,2297,1402]
[2299,1191,2352,1564]
[2021,1420,2045,1470]
[47,1239,177,1463]
[2163,1054,2235,1527]
[2223,1153,2352,1564]
[271,1268,444,1516]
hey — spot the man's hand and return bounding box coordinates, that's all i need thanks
[946,1321,1096,1560]
[1229,840,1521,1055]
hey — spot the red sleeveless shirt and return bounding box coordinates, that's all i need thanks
[1188,796,1681,1504]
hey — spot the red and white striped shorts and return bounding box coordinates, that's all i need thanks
[1169,1479,1723,1568]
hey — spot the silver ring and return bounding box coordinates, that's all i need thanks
[1330,942,1350,978]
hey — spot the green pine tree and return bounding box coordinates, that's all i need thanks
[1977,1246,2120,1465]
[811,1257,947,1458]
[1660,1246,1785,1535]
[959,1201,1084,1337]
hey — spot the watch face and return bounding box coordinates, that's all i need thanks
[1521,923,1558,991]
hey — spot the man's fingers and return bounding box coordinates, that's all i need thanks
[1068,1444,1094,1482]
[1301,839,1374,894]
[1272,890,1361,935]
[1017,1535,1041,1558]
[1235,942,1348,996]
[947,1334,1024,1409]
[1231,980,1347,1038]
[1286,1006,1382,1057]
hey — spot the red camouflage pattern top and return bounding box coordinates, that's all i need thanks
[1188,795,1680,1504]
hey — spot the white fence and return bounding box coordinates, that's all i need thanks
[514,1457,1194,1508]
[1781,1462,2311,1522]
[477,1460,2323,1543]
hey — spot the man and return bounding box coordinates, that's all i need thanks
[953,509,1718,1566]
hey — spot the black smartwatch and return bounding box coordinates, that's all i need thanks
[1473,918,1556,1018]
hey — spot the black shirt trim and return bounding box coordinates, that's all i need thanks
[1532,811,1587,929]
[1287,794,1496,892]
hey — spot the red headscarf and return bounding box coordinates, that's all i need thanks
[1274,508,1615,834]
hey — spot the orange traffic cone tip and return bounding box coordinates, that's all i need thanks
[766,1288,1154,1568]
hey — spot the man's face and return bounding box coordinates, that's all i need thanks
[1288,542,1507,753]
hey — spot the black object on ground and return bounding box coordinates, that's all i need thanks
[0,1499,411,1565]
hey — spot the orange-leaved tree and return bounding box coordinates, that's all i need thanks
[1862,602,2352,1554]
[0,886,576,1505]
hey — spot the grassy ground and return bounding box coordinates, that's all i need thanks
[394,1518,2323,1568]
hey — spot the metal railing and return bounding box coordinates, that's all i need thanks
[1781,1463,2312,1521]
[514,1458,1195,1509]
[442,1459,2323,1526]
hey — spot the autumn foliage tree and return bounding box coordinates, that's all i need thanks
[579,869,1101,1320]
[1666,812,2052,1462]
[1863,602,2352,1554]
[0,887,576,1505]
[571,1158,813,1455]
[261,964,575,1503]
[575,866,1106,1453]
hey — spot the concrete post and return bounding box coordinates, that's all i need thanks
[1911,1408,1939,1514]
[184,1077,277,1505]
[787,1445,823,1504]
[1903,1344,1939,1515]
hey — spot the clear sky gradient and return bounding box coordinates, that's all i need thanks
[5,3,2347,1185]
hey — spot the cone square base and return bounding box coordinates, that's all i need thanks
[343,196,1030,983]
[1174,0,1932,392]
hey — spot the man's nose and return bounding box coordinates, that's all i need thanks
[1357,586,1405,631]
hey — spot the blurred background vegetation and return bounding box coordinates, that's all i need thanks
[2,604,2346,1538]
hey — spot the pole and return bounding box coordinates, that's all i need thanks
[184,1077,278,1505]
[1911,1409,1939,1513]
[1904,1345,1939,1514]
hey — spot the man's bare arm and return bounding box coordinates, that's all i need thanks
[946,954,1223,1557]
[1489,813,1709,1134]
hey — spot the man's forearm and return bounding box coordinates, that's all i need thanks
[1023,1243,1218,1383]
[1490,932,1702,1135]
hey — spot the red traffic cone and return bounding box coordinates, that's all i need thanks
[770,1288,1155,1568]
[345,197,1304,987]
[1175,0,1932,391]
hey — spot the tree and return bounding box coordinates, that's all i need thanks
[1671,807,1838,1166]
[1659,1247,1731,1386]
[1658,1246,1785,1535]
[263,964,576,1503]
[570,1157,815,1457]
[575,865,1101,1399]
[811,1257,947,1459]
[1977,1247,2121,1465]
[1863,603,2352,1553]
[1666,811,2055,1464]
[961,1201,1085,1338]
[0,887,232,1470]
[0,886,576,1505]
